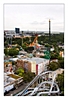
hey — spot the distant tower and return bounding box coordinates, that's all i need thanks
[49,19,51,37]
[48,19,51,53]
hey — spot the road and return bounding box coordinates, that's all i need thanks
[4,82,29,96]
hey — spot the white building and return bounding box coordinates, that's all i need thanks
[4,72,23,93]
[17,57,49,75]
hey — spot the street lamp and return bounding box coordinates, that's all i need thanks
[22,31,23,46]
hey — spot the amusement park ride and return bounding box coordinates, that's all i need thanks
[14,20,60,96]
[15,71,60,96]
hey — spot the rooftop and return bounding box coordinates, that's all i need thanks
[20,57,48,64]
[7,74,21,79]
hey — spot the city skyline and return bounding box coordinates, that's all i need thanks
[4,4,64,32]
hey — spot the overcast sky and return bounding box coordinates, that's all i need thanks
[4,4,64,32]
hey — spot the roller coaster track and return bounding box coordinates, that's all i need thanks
[15,71,60,96]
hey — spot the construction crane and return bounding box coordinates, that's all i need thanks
[29,34,38,47]
[24,34,38,47]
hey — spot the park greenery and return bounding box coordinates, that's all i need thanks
[4,33,64,47]
[4,33,64,57]
[48,62,60,71]
[15,67,36,82]
[48,56,64,71]
[4,48,19,56]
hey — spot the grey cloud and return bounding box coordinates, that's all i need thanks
[31,21,39,25]
[31,21,47,25]
[40,21,47,24]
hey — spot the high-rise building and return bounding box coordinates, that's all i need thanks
[15,28,20,34]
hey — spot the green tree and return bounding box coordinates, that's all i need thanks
[8,48,19,56]
[16,68,36,82]
[12,38,22,46]
[50,51,59,60]
[22,44,27,50]
[23,37,30,43]
[4,48,9,55]
[16,68,24,74]
[18,73,23,77]
[56,73,64,95]
[23,71,36,82]
[4,41,8,48]
[26,47,34,53]
[58,57,64,69]
[48,62,60,71]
